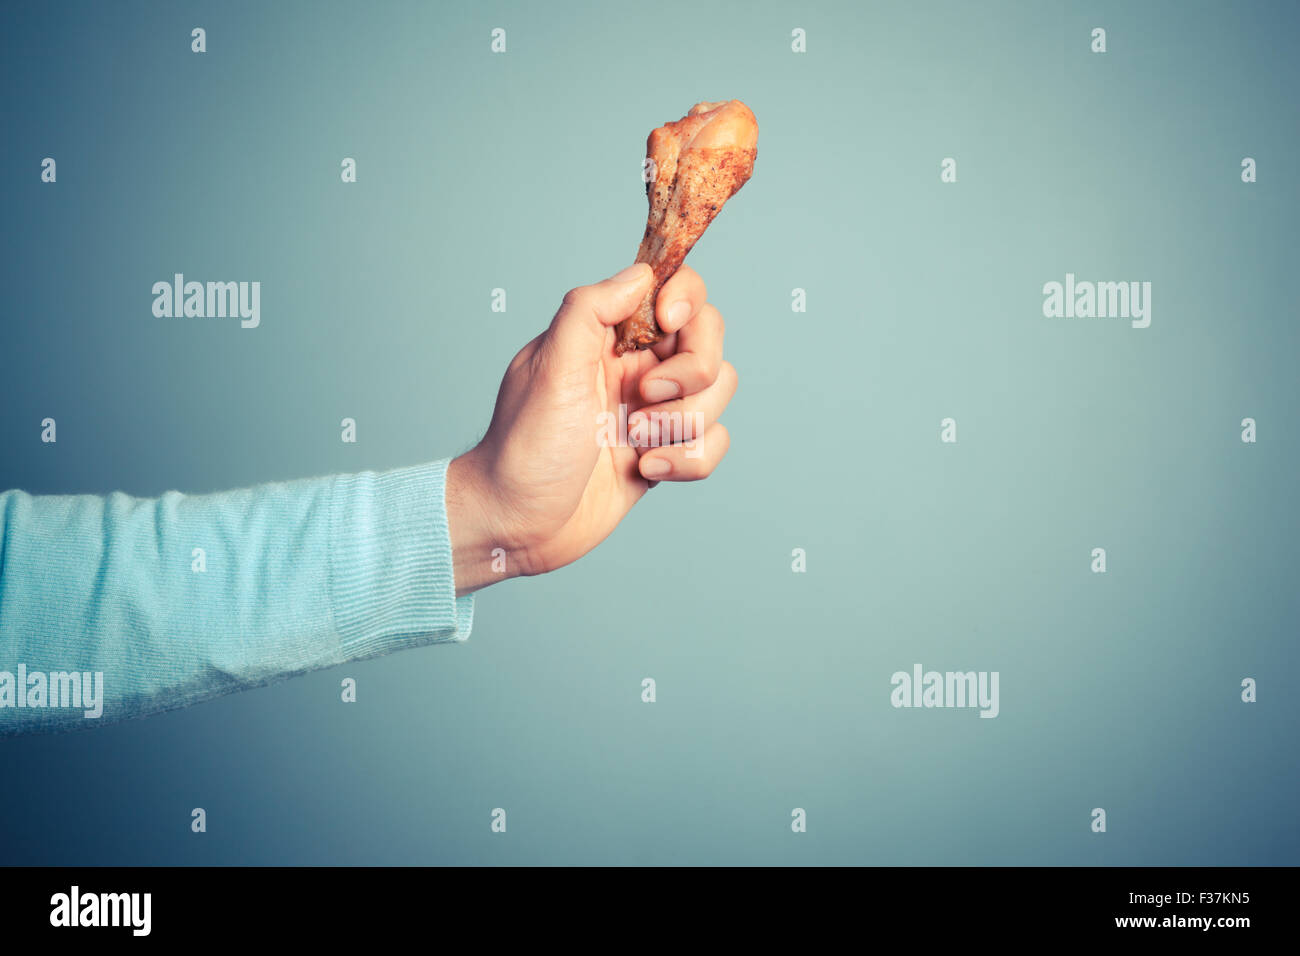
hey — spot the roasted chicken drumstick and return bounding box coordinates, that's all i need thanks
[615,100,759,355]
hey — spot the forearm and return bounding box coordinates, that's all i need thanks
[0,459,473,735]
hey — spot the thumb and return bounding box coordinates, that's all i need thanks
[544,263,652,362]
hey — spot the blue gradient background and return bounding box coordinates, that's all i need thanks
[1,0,1296,864]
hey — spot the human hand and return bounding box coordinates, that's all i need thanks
[446,263,738,594]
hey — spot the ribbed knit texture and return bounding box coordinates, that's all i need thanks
[0,459,473,736]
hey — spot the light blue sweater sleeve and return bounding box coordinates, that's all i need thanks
[0,459,474,736]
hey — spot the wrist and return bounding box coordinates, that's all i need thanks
[445,450,522,595]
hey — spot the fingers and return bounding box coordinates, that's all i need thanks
[638,423,731,482]
[654,265,707,335]
[646,265,708,363]
[639,302,725,403]
[629,360,737,448]
[545,263,653,361]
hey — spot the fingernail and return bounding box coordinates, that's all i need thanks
[641,457,671,478]
[642,379,680,403]
[611,263,647,283]
[665,299,692,328]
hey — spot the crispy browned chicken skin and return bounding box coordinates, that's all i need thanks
[615,100,758,354]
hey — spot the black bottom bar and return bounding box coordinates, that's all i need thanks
[0,866,1283,940]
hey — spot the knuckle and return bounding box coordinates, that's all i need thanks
[561,285,592,312]
[710,304,725,337]
[508,338,538,373]
[721,360,738,389]
[692,272,708,304]
[710,426,732,466]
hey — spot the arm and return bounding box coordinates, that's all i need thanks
[0,459,474,735]
[0,263,735,736]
